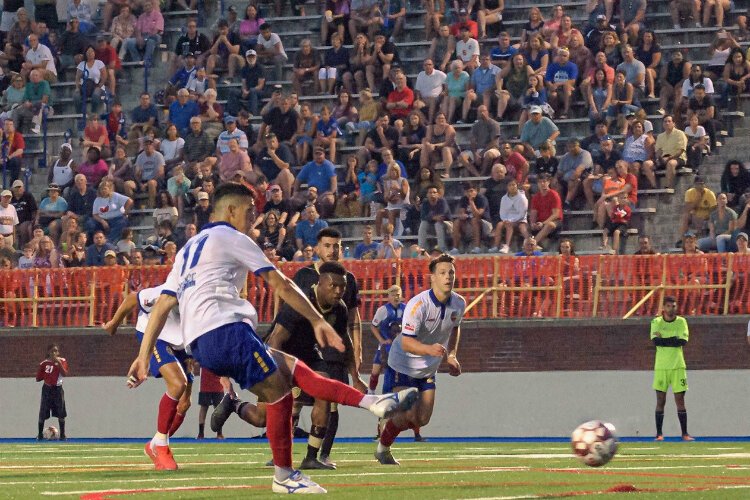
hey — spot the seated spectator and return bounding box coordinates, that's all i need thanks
[497,53,533,121]
[155,219,177,248]
[463,54,501,122]
[21,34,57,84]
[367,33,398,91]
[294,205,328,254]
[601,31,623,69]
[110,145,137,198]
[127,92,159,157]
[1,75,26,119]
[193,191,212,230]
[455,24,480,73]
[109,5,136,60]
[172,18,210,72]
[65,174,97,235]
[442,59,470,123]
[9,179,36,247]
[584,135,622,208]
[85,229,116,266]
[332,90,358,141]
[294,146,337,216]
[557,138,594,210]
[529,141,559,191]
[257,209,291,260]
[601,193,632,254]
[458,105,500,177]
[124,0,164,64]
[720,160,750,211]
[723,48,750,106]
[356,114,399,167]
[581,119,611,157]
[354,225,379,259]
[497,140,530,184]
[522,33,549,79]
[670,0,701,28]
[169,88,200,135]
[348,87,378,144]
[397,111,427,175]
[255,22,288,82]
[314,105,340,163]
[622,119,656,188]
[82,115,111,159]
[185,66,211,98]
[697,193,737,253]
[678,176,717,246]
[677,64,714,121]
[430,25,457,74]
[518,74,548,137]
[47,143,76,196]
[685,114,709,169]
[687,84,721,152]
[320,0,347,45]
[342,33,370,94]
[607,69,640,134]
[450,182,492,254]
[418,185,451,251]
[348,1,379,40]
[376,223,403,259]
[257,183,293,229]
[587,69,613,130]
[295,244,316,262]
[0,189,17,249]
[481,162,508,219]
[75,46,108,117]
[134,138,166,208]
[545,48,577,119]
[255,132,295,198]
[490,178,529,254]
[166,164,191,212]
[183,117,217,171]
[594,160,637,229]
[153,191,178,228]
[658,50,691,116]
[260,95,298,148]
[160,124,185,172]
[421,112,456,177]
[490,32,517,70]
[67,0,95,34]
[233,49,265,116]
[529,173,562,247]
[518,106,559,159]
[292,39,321,96]
[95,35,121,97]
[104,101,127,151]
[654,115,687,188]
[451,7,478,38]
[477,0,504,40]
[33,235,62,269]
[61,231,88,267]
[706,29,738,80]
[78,147,109,187]
[375,161,409,236]
[219,138,253,183]
[92,179,132,242]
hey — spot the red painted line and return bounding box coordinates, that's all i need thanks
[541,467,750,483]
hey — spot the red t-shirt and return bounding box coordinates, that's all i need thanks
[503,152,528,183]
[624,173,638,206]
[450,20,479,39]
[531,188,563,223]
[200,367,223,393]
[85,124,110,146]
[610,203,632,224]
[387,87,414,119]
[36,358,68,386]
[96,45,122,70]
[107,110,123,137]
[6,131,24,157]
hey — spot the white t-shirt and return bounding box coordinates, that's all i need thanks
[455,38,479,64]
[160,138,185,162]
[136,284,184,348]
[415,69,447,98]
[92,192,130,220]
[26,44,57,75]
[162,222,276,346]
[681,77,714,98]
[684,125,706,140]
[77,59,106,85]
[52,158,75,187]
[388,289,466,378]
[257,32,287,59]
[0,203,19,234]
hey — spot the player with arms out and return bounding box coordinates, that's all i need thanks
[651,295,694,442]
[375,254,464,465]
[105,285,194,470]
[129,183,418,494]
[36,344,68,441]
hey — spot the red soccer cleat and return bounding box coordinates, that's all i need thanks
[144,442,158,465]
[154,444,178,470]
[654,435,664,442]
[682,435,695,442]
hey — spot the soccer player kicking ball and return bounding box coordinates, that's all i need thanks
[651,295,694,442]
[128,183,418,494]
[375,254,465,465]
[105,285,193,470]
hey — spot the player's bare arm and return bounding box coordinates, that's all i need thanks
[103,292,138,336]
[262,268,344,352]
[401,335,448,358]
[370,323,389,345]
[350,307,363,371]
[128,294,178,388]
[446,326,462,376]
[266,322,292,350]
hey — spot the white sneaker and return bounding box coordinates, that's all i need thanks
[470,246,482,254]
[272,470,327,494]
[368,387,419,418]
[499,244,510,254]
[449,248,460,255]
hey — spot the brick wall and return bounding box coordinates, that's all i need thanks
[2,316,748,377]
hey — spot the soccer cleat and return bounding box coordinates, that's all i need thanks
[272,470,327,494]
[319,454,337,469]
[414,435,427,442]
[682,435,695,441]
[197,433,204,439]
[144,442,158,464]
[374,449,400,465]
[654,435,664,441]
[299,457,336,470]
[265,458,275,467]
[154,445,178,470]
[211,393,236,433]
[368,388,419,419]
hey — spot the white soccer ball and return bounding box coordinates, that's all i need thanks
[43,426,60,441]
[571,420,618,467]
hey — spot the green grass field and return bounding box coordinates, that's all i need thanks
[3,440,750,498]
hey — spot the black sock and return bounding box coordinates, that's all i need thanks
[58,419,65,437]
[320,410,339,457]
[306,425,327,460]
[678,410,688,436]
[38,420,44,438]
[655,411,664,436]
[198,423,205,436]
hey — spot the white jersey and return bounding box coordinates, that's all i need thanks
[135,284,183,348]
[162,221,275,346]
[387,289,466,379]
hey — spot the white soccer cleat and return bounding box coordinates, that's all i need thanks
[272,470,327,494]
[369,387,419,418]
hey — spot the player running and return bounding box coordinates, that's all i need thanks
[105,285,193,470]
[651,295,694,441]
[375,254,464,465]
[128,183,418,494]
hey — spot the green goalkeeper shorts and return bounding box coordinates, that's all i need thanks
[653,369,688,393]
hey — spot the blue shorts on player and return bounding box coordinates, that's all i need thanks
[188,322,278,390]
[383,367,436,393]
[373,343,392,365]
[136,331,194,384]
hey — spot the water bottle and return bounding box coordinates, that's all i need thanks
[344,246,351,259]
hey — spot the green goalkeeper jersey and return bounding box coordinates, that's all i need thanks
[650,316,689,370]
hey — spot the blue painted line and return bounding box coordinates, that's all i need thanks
[4,436,750,444]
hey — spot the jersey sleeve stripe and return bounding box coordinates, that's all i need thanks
[402,332,417,337]
[161,290,177,297]
[253,266,276,276]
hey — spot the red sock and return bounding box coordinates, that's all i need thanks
[369,373,379,391]
[293,360,364,407]
[157,393,179,435]
[380,419,407,447]
[168,412,186,437]
[266,392,293,468]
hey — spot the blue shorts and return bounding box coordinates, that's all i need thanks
[135,331,194,384]
[373,343,392,365]
[189,322,278,390]
[383,367,436,393]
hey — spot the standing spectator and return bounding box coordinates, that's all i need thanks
[92,179,132,242]
[654,115,687,188]
[135,138,166,208]
[529,173,562,246]
[1,120,24,186]
[124,0,164,64]
[518,106,559,159]
[9,179,36,247]
[697,192,737,253]
[85,229,116,266]
[196,366,225,439]
[36,344,68,441]
[0,189,18,248]
[255,22,287,82]
[490,178,528,254]
[450,182,492,254]
[418,185,452,251]
[652,296,693,441]
[414,59,445,124]
[601,193,632,254]
[207,19,244,86]
[678,176,717,246]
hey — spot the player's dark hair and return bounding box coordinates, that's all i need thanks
[316,228,342,241]
[46,344,58,356]
[213,182,254,205]
[318,261,346,277]
[429,253,455,273]
[664,296,677,304]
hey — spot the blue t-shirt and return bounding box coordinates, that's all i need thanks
[132,104,160,127]
[471,64,501,94]
[168,99,199,131]
[520,117,559,149]
[490,46,518,64]
[39,197,68,213]
[316,117,341,137]
[545,61,578,84]
[295,219,329,247]
[357,171,378,197]
[297,160,337,193]
[354,241,378,259]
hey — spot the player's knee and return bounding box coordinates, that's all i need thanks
[416,413,431,427]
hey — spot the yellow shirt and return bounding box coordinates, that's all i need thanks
[684,187,717,220]
[655,129,688,162]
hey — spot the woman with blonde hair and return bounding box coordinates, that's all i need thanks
[376,162,410,236]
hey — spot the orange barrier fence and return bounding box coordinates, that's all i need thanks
[0,254,748,329]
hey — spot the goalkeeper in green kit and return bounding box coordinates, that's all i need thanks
[651,296,694,442]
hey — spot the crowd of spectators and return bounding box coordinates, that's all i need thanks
[0,0,748,274]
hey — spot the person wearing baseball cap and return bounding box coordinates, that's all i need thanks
[518,104,560,159]
[736,232,749,255]
[451,7,478,39]
[677,175,716,248]
[0,188,19,249]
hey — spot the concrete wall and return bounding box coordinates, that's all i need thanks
[3,370,749,438]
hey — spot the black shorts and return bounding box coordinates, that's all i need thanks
[605,221,629,237]
[39,385,66,419]
[656,156,686,169]
[324,361,349,385]
[198,391,223,407]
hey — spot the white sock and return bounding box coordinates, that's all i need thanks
[274,466,294,481]
[377,442,389,453]
[358,394,380,409]
[151,432,168,447]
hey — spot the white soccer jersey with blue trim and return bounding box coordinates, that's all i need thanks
[135,284,183,348]
[162,222,275,346]
[387,289,465,378]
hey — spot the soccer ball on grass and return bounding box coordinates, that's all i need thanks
[43,426,60,441]
[571,420,618,467]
